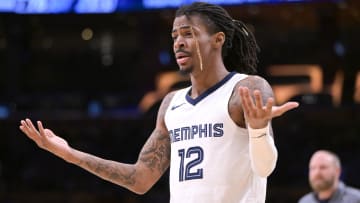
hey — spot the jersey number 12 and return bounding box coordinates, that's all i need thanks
[178,146,204,181]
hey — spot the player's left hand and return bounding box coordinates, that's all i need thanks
[239,86,299,129]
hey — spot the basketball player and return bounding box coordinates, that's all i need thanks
[19,2,299,202]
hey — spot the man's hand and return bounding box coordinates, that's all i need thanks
[239,87,299,129]
[19,119,72,161]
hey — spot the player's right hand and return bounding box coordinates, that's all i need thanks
[19,119,72,161]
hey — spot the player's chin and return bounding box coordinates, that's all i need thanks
[178,65,193,74]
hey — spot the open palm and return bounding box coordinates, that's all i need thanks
[19,119,72,160]
[239,87,299,129]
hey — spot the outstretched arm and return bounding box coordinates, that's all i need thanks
[19,92,175,194]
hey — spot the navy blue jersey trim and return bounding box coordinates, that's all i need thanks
[185,71,237,105]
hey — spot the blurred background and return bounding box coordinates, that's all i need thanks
[0,0,360,202]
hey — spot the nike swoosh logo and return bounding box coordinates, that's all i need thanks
[171,103,186,110]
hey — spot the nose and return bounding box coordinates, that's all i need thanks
[174,36,185,50]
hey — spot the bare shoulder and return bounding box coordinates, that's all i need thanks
[229,75,274,127]
[236,75,274,99]
[155,91,177,126]
[150,90,177,144]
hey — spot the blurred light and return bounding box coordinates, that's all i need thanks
[143,0,186,9]
[14,0,74,14]
[334,41,345,57]
[74,0,117,14]
[100,33,112,53]
[143,0,320,9]
[159,50,171,65]
[0,0,15,12]
[0,0,338,14]
[88,100,102,118]
[81,28,93,41]
[117,0,141,11]
[102,54,113,66]
[100,33,113,66]
[0,105,9,119]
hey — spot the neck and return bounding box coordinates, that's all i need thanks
[189,64,229,98]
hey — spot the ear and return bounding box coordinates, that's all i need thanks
[336,167,342,178]
[213,32,225,48]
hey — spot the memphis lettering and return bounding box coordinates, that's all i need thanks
[169,123,224,143]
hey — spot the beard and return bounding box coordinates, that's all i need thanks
[179,65,194,75]
[310,175,336,192]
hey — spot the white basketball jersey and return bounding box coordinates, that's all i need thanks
[164,72,267,203]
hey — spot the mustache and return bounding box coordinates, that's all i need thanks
[175,49,191,55]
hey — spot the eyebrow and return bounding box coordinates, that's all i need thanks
[172,25,192,34]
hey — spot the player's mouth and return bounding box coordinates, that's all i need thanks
[176,51,191,65]
[177,56,190,65]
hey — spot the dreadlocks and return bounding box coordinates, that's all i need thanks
[175,2,259,74]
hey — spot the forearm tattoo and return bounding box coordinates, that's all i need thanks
[139,130,171,173]
[79,155,136,187]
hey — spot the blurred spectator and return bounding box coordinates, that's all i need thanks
[298,150,360,203]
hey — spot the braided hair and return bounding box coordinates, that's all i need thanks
[175,2,259,74]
